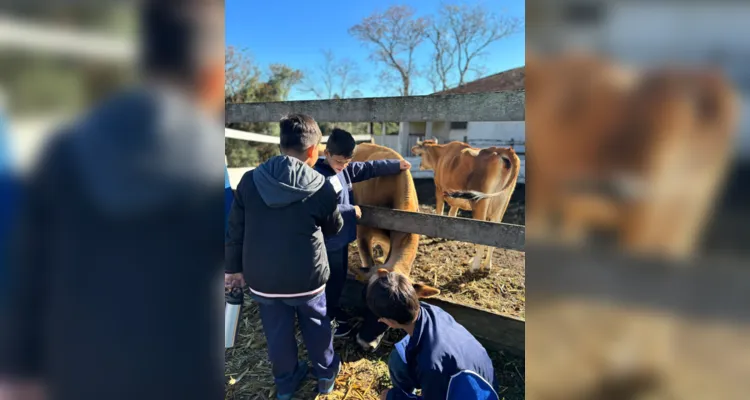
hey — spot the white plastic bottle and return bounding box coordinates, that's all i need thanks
[224,287,244,349]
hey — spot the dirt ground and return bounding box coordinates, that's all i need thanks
[225,180,526,399]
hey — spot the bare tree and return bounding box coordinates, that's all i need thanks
[428,2,523,88]
[349,5,429,96]
[301,49,364,99]
[301,50,334,99]
[425,21,457,92]
[225,46,261,103]
[334,57,363,98]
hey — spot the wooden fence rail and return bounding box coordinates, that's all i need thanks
[226,91,526,123]
[529,245,750,325]
[359,205,525,251]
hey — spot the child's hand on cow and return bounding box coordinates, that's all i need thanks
[399,160,411,170]
[354,205,362,219]
[224,272,246,289]
[379,389,390,400]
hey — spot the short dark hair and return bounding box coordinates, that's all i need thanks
[140,0,222,81]
[279,114,322,153]
[366,271,420,325]
[325,128,357,158]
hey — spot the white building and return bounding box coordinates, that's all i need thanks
[375,67,526,183]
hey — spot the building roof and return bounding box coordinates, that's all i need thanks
[431,66,525,95]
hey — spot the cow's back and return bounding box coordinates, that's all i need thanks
[433,142,474,191]
[351,143,419,212]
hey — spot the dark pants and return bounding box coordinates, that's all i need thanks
[388,349,418,396]
[253,291,339,394]
[323,247,349,321]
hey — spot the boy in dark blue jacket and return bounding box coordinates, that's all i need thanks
[366,269,498,400]
[314,128,410,337]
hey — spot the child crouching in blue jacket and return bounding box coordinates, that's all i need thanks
[314,128,410,337]
[367,270,499,400]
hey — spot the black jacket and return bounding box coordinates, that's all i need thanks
[225,155,343,296]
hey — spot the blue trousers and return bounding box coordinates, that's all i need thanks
[253,291,339,394]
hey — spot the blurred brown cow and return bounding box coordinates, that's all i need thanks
[527,51,740,259]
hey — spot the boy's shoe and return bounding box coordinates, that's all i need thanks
[317,358,342,394]
[333,319,353,338]
[276,360,309,400]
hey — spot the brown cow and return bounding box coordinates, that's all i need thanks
[411,140,521,270]
[349,142,440,351]
[526,51,642,246]
[527,51,740,259]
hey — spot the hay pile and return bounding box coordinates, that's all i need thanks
[225,297,525,399]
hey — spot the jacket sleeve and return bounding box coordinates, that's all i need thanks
[346,160,402,184]
[224,175,247,274]
[315,182,344,237]
[338,203,358,230]
[416,369,450,400]
[386,368,448,400]
[224,166,233,233]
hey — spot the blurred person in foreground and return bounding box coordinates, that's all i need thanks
[0,2,225,400]
[225,114,344,399]
[367,269,498,400]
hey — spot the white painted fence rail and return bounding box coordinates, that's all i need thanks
[225,128,372,144]
[0,14,135,62]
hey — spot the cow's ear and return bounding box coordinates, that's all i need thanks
[413,283,441,299]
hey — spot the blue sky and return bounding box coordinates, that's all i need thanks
[226,0,525,100]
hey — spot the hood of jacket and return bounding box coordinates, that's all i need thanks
[252,155,325,208]
[69,85,223,217]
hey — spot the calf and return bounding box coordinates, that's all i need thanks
[411,140,521,270]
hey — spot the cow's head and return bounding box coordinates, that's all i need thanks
[411,138,439,170]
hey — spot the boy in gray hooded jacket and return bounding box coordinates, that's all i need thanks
[225,114,344,399]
